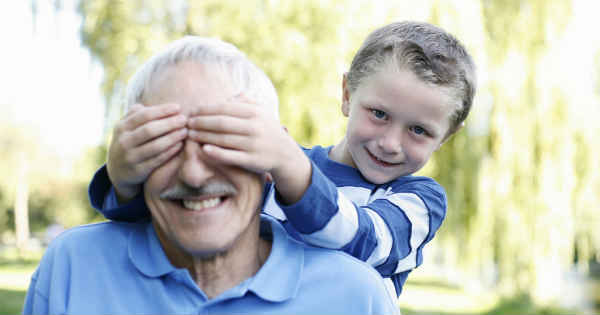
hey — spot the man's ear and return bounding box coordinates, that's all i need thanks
[342,73,351,117]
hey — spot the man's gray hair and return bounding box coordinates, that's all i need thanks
[125,36,279,118]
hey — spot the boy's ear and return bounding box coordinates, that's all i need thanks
[263,172,273,183]
[436,122,465,151]
[341,73,350,117]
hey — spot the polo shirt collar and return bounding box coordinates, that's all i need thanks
[127,215,304,302]
[246,215,303,302]
[128,221,177,277]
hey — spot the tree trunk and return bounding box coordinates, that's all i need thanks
[15,159,30,251]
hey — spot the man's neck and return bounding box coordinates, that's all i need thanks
[189,237,271,298]
[155,219,272,299]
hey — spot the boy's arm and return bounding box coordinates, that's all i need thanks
[277,174,447,278]
[88,165,150,221]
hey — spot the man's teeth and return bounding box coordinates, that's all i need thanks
[183,198,221,210]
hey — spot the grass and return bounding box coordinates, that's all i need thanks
[398,270,589,315]
[398,276,497,315]
[400,291,578,315]
[0,289,26,315]
[0,248,40,315]
[482,294,575,315]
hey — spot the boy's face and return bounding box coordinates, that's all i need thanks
[338,68,454,184]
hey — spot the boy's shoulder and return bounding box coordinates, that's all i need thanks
[387,175,445,195]
[301,144,329,160]
[383,175,447,212]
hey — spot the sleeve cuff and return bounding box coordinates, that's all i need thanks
[88,164,150,222]
[275,160,338,234]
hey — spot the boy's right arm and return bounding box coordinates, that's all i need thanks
[89,102,187,220]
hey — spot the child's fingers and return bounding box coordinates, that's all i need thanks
[125,103,144,116]
[202,144,257,170]
[189,130,250,151]
[135,141,184,175]
[126,103,182,130]
[127,114,187,147]
[188,115,254,135]
[130,128,188,162]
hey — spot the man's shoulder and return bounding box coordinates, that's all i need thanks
[300,243,385,286]
[265,216,385,288]
[46,220,146,253]
[293,243,397,312]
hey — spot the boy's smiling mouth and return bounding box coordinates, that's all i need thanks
[365,148,401,167]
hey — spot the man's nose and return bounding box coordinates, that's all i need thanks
[178,139,215,187]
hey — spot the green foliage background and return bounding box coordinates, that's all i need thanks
[1,0,598,312]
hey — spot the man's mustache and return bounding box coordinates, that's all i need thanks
[160,181,237,199]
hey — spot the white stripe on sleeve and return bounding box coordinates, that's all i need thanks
[386,193,430,273]
[364,208,394,267]
[302,193,359,249]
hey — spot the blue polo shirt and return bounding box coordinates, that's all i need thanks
[23,215,398,314]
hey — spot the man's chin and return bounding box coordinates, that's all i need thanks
[178,241,232,260]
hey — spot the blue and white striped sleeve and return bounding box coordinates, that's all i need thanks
[367,181,446,277]
[277,166,446,278]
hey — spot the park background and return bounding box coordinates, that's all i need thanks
[1,0,599,314]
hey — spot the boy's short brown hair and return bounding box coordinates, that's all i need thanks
[346,21,476,136]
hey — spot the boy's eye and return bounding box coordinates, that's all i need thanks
[371,109,387,120]
[410,126,427,136]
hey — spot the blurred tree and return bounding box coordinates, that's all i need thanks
[0,114,105,239]
[79,0,374,146]
[430,0,599,307]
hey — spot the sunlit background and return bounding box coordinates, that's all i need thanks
[1,0,599,314]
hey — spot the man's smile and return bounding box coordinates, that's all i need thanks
[183,197,225,211]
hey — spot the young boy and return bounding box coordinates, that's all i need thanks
[88,21,476,298]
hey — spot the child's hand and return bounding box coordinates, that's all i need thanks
[107,103,188,202]
[187,95,311,204]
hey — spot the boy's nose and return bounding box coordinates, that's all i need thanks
[178,139,215,187]
[378,128,403,155]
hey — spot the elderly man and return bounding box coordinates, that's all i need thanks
[23,37,397,314]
